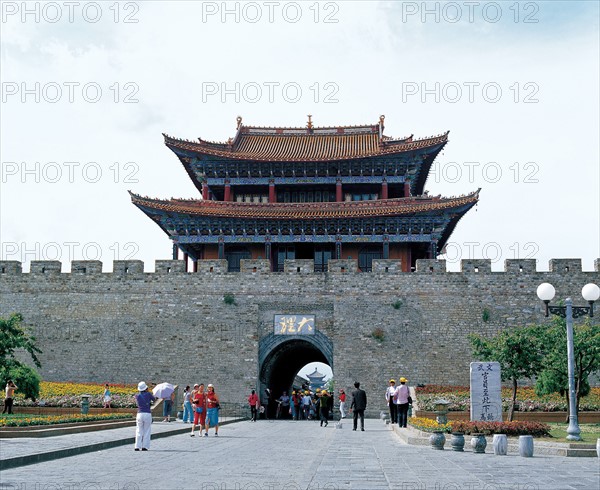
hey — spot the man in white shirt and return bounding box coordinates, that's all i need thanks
[385,379,397,424]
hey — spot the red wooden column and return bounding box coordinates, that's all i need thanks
[224,180,231,201]
[183,252,189,272]
[202,182,209,200]
[336,177,343,202]
[403,181,411,198]
[193,260,198,273]
[269,179,276,203]
[381,179,388,199]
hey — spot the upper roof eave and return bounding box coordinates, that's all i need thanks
[163,131,449,163]
[129,189,479,220]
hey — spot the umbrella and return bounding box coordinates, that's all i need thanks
[153,382,175,399]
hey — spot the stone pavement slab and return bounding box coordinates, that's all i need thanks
[0,419,598,490]
[0,417,241,470]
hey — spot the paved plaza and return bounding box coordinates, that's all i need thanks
[1,419,599,490]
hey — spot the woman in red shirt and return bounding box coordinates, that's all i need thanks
[248,389,259,422]
[338,389,347,419]
[190,383,207,437]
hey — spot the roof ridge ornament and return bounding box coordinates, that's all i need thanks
[307,114,313,133]
[236,116,243,129]
[379,115,385,141]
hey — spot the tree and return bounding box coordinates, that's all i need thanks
[469,326,543,421]
[534,317,600,421]
[0,313,42,400]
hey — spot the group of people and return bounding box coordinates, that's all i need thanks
[384,377,412,428]
[250,382,368,431]
[134,381,221,451]
[183,383,221,438]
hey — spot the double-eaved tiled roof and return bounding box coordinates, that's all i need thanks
[163,119,447,162]
[130,190,479,220]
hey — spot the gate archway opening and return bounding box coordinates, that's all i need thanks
[258,332,333,417]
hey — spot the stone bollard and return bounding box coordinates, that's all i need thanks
[596,438,600,458]
[519,435,534,457]
[492,434,508,455]
[81,394,91,415]
[450,432,465,452]
[470,433,487,454]
[429,431,446,450]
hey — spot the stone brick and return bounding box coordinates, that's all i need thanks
[71,261,103,274]
[549,258,582,273]
[240,259,271,273]
[112,260,144,275]
[415,259,446,273]
[30,261,61,274]
[155,260,186,274]
[504,259,536,273]
[328,259,358,273]
[371,259,402,273]
[460,259,492,273]
[0,261,22,274]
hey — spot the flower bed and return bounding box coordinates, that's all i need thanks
[14,381,138,409]
[451,420,551,437]
[415,385,600,412]
[407,416,452,433]
[0,413,134,427]
[407,416,551,437]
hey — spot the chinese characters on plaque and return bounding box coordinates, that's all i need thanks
[470,361,502,422]
[274,315,315,335]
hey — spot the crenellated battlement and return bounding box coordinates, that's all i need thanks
[0,258,598,275]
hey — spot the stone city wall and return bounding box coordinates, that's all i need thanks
[1,258,598,414]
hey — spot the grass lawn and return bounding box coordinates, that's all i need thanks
[541,423,600,444]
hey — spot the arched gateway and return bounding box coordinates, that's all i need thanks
[258,330,333,403]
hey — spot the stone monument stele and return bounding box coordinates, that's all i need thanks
[470,361,502,422]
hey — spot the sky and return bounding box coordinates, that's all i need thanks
[1,1,599,273]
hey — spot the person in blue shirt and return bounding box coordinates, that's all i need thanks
[134,381,156,451]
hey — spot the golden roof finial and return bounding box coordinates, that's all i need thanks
[236,116,243,129]
[379,115,385,124]
[307,114,313,130]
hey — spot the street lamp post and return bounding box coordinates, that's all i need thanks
[536,282,600,441]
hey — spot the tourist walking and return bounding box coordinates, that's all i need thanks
[350,381,367,431]
[291,391,300,420]
[385,379,397,424]
[264,388,273,419]
[277,391,290,419]
[319,390,331,427]
[301,390,311,420]
[103,384,112,409]
[134,381,156,451]
[162,391,175,422]
[190,383,207,436]
[395,377,411,428]
[248,389,259,422]
[205,384,220,436]
[182,386,193,424]
[3,380,17,414]
[338,389,346,419]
